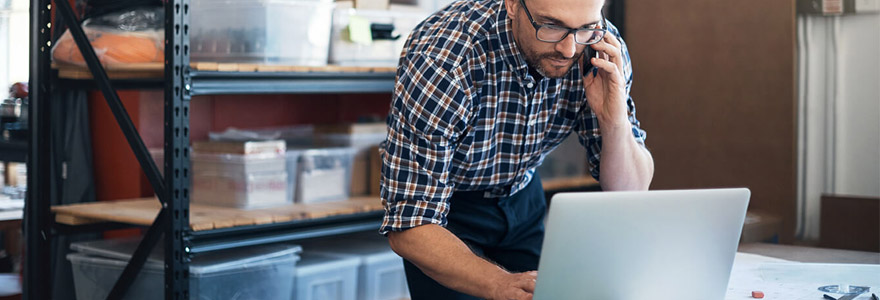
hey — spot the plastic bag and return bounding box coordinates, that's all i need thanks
[52,6,164,65]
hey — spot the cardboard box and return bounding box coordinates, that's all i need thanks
[350,151,370,196]
[369,145,382,197]
[193,140,286,155]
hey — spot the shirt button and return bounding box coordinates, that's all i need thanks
[526,82,534,88]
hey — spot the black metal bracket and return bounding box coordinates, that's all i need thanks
[52,221,141,236]
[187,211,384,254]
[25,0,53,298]
[188,70,396,95]
[165,0,192,298]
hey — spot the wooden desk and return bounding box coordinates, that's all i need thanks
[738,243,879,264]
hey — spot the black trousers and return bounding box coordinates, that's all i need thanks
[403,174,547,299]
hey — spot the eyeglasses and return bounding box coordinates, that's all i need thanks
[518,0,607,45]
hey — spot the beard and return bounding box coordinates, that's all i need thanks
[522,48,577,79]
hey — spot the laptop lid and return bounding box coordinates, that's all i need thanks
[533,188,750,300]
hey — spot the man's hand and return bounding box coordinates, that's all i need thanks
[390,225,536,299]
[489,271,538,300]
[583,32,629,127]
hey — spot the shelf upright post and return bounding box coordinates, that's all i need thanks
[25,0,53,298]
[164,0,192,297]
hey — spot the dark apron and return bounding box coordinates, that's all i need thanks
[403,173,547,299]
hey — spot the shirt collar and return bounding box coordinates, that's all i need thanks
[494,3,531,79]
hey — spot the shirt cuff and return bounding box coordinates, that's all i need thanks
[379,198,449,235]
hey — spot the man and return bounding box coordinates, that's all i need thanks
[380,0,654,298]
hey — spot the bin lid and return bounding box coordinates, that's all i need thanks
[299,232,401,264]
[71,237,302,275]
[295,252,360,275]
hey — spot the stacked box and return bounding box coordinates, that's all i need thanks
[286,147,356,203]
[192,152,289,209]
[192,140,289,209]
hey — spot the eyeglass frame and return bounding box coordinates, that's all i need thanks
[517,0,607,45]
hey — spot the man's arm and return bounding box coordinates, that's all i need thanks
[382,52,536,300]
[581,22,654,190]
[388,225,537,300]
[596,121,654,191]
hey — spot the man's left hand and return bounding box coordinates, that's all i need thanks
[582,32,629,127]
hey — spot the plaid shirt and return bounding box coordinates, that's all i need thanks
[380,0,646,234]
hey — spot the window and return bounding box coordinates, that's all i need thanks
[1,0,29,89]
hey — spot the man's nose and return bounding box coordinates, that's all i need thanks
[555,33,578,59]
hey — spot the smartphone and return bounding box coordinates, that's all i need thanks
[582,47,599,77]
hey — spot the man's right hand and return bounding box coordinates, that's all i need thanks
[489,271,538,300]
[389,224,537,299]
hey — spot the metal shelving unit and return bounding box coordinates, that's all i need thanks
[189,70,396,95]
[25,0,396,299]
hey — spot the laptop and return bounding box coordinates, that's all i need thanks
[533,188,750,300]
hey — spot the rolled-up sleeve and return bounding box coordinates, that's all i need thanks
[379,52,472,235]
[575,21,647,182]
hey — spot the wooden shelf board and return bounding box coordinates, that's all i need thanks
[51,196,383,231]
[542,175,599,191]
[54,62,396,80]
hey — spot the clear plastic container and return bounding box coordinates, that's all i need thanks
[191,0,334,65]
[329,4,429,67]
[192,171,289,209]
[293,252,360,300]
[287,147,355,203]
[301,232,409,300]
[192,152,287,176]
[68,238,301,300]
[317,133,385,196]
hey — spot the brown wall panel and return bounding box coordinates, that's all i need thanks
[625,1,798,242]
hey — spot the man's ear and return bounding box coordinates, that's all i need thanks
[505,0,518,21]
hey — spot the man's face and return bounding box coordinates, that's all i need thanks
[505,0,604,78]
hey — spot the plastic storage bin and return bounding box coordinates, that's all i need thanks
[293,252,360,300]
[191,0,334,65]
[192,152,287,175]
[329,3,428,67]
[192,152,289,209]
[301,233,409,300]
[192,171,289,209]
[287,147,355,203]
[68,238,301,300]
[318,133,386,196]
